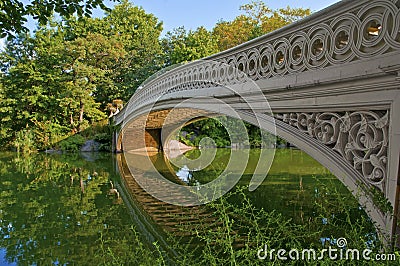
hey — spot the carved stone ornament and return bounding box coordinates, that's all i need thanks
[274,111,389,191]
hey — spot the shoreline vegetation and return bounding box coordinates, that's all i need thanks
[7,115,290,153]
[11,119,115,153]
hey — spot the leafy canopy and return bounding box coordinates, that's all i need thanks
[0,1,163,150]
[213,0,311,50]
[162,26,219,66]
[0,0,116,38]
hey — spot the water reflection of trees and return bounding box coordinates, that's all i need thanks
[0,153,156,265]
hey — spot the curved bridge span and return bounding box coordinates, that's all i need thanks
[114,0,400,243]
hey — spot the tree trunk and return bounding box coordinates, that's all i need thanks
[67,102,76,133]
[78,99,84,132]
[70,113,74,127]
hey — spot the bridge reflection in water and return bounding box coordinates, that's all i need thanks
[116,148,375,256]
[116,150,223,259]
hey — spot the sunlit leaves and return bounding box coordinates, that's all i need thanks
[162,26,219,65]
[0,0,115,39]
[0,1,163,149]
[213,0,311,50]
[213,15,256,51]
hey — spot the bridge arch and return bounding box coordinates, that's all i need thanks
[114,0,400,244]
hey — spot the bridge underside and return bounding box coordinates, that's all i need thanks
[119,108,211,152]
[118,83,400,243]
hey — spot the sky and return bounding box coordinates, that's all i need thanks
[128,0,340,35]
[0,0,340,49]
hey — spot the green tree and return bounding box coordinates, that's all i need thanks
[0,23,115,149]
[241,0,311,25]
[59,32,126,132]
[162,26,219,65]
[212,15,256,51]
[0,0,114,38]
[0,75,13,146]
[65,0,164,101]
[0,1,164,150]
[105,0,164,100]
[241,1,311,36]
[213,1,311,50]
[0,31,61,151]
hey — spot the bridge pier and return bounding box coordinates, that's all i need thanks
[145,129,163,151]
[115,127,163,152]
[112,130,123,153]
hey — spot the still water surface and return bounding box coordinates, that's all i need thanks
[0,149,372,265]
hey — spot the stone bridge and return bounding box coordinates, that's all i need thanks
[113,0,400,244]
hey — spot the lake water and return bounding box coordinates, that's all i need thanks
[0,149,375,265]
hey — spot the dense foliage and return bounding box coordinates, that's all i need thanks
[0,0,114,38]
[212,1,311,50]
[0,1,163,151]
[0,1,310,152]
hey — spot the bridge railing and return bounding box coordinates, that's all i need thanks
[114,0,400,126]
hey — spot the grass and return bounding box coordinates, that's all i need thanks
[99,179,399,265]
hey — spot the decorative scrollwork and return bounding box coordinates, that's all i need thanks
[274,110,389,191]
[212,0,400,79]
